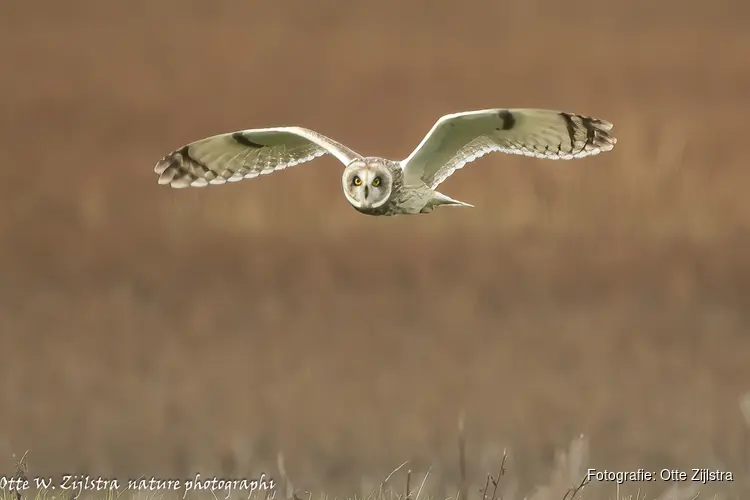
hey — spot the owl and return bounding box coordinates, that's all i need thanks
[154,108,616,216]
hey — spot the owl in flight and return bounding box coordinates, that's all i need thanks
[154,108,616,216]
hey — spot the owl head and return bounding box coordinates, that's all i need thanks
[342,158,394,210]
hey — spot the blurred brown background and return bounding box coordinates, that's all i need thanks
[1,0,750,497]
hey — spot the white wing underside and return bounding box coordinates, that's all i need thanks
[400,108,617,189]
[155,126,361,188]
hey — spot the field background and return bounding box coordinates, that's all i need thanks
[1,0,750,498]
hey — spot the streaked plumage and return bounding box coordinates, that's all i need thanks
[154,108,616,216]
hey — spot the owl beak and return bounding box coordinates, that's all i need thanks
[364,186,369,200]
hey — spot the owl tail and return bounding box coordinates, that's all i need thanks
[432,191,474,208]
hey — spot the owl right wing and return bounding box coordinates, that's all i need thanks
[400,109,616,189]
[154,126,363,188]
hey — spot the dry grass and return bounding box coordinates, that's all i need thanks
[0,441,729,500]
[3,397,749,500]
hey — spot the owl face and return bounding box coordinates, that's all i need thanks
[342,159,393,210]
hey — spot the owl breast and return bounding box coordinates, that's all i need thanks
[352,202,399,216]
[352,185,433,216]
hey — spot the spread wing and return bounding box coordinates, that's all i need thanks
[154,126,362,188]
[400,109,617,189]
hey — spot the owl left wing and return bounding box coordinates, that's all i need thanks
[154,126,362,188]
[399,108,617,189]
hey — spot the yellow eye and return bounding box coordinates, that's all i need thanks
[372,177,381,187]
[353,176,362,186]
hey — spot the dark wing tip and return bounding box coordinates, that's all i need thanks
[153,146,213,189]
[590,118,617,152]
[560,112,617,156]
